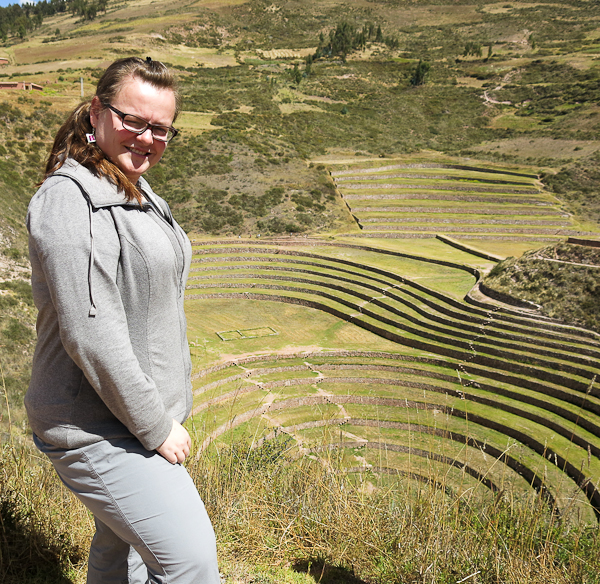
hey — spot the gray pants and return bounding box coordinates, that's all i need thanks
[34,434,220,584]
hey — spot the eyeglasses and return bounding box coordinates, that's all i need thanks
[104,104,178,143]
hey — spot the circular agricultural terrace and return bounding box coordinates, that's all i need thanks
[184,236,600,523]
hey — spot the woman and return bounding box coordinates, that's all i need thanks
[26,57,220,583]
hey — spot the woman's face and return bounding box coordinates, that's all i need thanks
[90,77,176,184]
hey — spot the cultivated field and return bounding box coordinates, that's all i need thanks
[328,156,588,244]
[185,237,600,525]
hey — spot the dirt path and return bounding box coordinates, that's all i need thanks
[217,345,327,366]
[481,69,520,106]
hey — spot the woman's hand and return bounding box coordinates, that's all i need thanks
[156,419,191,464]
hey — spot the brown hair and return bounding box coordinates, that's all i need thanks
[43,57,180,203]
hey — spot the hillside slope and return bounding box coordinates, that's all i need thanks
[2,0,600,238]
[483,241,600,332]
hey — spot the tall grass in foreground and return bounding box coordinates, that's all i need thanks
[190,437,600,584]
[2,433,600,583]
[0,439,90,583]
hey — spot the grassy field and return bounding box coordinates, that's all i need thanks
[326,155,592,243]
[184,238,600,533]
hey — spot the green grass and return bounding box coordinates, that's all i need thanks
[184,238,600,524]
[190,350,600,525]
[185,297,411,370]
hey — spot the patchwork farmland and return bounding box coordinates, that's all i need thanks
[185,237,600,522]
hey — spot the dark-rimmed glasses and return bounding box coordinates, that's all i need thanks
[104,103,178,143]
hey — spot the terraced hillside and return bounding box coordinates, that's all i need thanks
[186,239,600,522]
[329,158,592,243]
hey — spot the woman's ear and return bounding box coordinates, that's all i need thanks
[89,96,101,128]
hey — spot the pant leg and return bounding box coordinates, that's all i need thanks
[34,435,220,584]
[89,517,148,583]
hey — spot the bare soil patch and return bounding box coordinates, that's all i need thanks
[278,102,324,114]
[471,138,600,161]
[217,345,326,365]
[257,48,315,60]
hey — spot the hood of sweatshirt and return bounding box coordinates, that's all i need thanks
[53,158,153,209]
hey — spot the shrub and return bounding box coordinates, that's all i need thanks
[0,280,34,306]
[257,217,304,234]
[2,248,22,260]
[2,318,34,347]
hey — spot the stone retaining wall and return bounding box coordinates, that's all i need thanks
[567,237,600,248]
[186,279,600,371]
[365,226,581,235]
[340,183,540,195]
[186,292,598,395]
[188,243,595,334]
[479,282,541,310]
[343,193,546,204]
[199,395,567,512]
[347,233,560,242]
[190,244,481,278]
[362,217,570,226]
[335,173,534,186]
[191,351,600,441]
[350,206,558,215]
[194,361,600,436]
[330,163,538,180]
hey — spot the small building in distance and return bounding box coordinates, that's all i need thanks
[0,81,43,91]
[0,58,9,67]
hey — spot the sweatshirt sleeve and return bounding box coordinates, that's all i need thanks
[27,178,173,450]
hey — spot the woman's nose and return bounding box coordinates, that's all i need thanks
[137,127,154,144]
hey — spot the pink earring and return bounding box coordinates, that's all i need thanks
[86,129,96,143]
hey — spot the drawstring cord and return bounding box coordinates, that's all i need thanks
[87,199,97,317]
[53,173,97,317]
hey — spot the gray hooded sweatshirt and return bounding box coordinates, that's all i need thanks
[26,159,193,451]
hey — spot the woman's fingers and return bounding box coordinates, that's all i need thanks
[156,419,191,464]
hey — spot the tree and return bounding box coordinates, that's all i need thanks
[291,63,302,85]
[410,60,431,86]
[83,2,97,20]
[463,41,482,57]
[305,54,313,77]
[529,34,536,49]
[330,22,354,62]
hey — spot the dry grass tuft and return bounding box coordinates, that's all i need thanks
[0,439,91,583]
[189,435,600,584]
[2,409,599,583]
[1,431,599,583]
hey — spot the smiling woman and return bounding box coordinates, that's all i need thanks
[90,80,176,182]
[25,57,219,584]
[44,56,182,203]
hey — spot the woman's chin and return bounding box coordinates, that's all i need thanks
[117,157,151,182]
